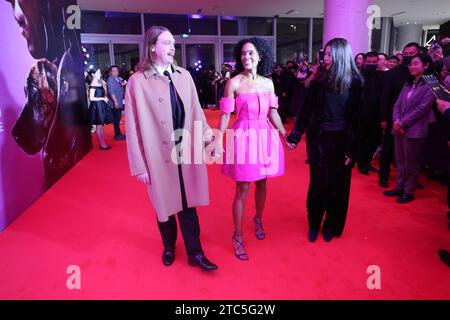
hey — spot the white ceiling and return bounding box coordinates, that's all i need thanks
[78,0,450,26]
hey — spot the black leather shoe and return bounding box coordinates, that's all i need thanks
[438,249,450,267]
[162,250,175,266]
[99,145,112,150]
[308,229,319,242]
[378,179,388,188]
[367,165,379,173]
[358,165,369,175]
[383,189,403,197]
[188,254,218,271]
[114,134,126,141]
[323,231,334,242]
[396,193,414,204]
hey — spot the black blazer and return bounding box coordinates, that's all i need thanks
[379,65,410,125]
[287,71,362,160]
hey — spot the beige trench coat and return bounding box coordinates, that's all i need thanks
[125,65,210,222]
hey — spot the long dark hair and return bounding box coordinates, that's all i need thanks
[324,38,362,93]
[233,37,274,77]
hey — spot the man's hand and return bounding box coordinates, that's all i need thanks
[393,120,405,135]
[137,173,150,185]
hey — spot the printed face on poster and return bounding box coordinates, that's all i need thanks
[0,0,92,231]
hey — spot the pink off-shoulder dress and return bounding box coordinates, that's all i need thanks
[220,92,285,182]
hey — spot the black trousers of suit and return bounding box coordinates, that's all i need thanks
[307,130,352,236]
[156,163,203,257]
[112,107,123,136]
[447,147,450,210]
[378,129,395,182]
[357,118,382,167]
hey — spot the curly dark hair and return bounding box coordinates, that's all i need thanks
[233,37,274,77]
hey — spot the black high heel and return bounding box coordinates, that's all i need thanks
[253,216,265,240]
[232,232,249,261]
[99,145,111,150]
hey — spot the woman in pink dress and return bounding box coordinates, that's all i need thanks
[215,37,287,260]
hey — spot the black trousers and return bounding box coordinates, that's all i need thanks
[447,147,450,210]
[157,164,203,257]
[379,130,395,182]
[113,108,123,136]
[357,118,382,167]
[307,130,352,236]
[278,96,289,122]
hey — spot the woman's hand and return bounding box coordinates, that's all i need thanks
[393,120,405,135]
[286,141,297,151]
[137,173,151,185]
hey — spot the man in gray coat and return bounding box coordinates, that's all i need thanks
[107,65,126,140]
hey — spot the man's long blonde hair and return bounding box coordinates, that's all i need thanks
[138,26,170,71]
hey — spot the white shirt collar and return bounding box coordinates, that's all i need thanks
[154,64,172,76]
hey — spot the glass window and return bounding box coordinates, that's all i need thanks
[186,44,215,71]
[312,18,324,62]
[277,18,309,64]
[371,28,382,53]
[82,43,110,72]
[223,43,237,68]
[424,29,440,47]
[174,44,182,68]
[113,44,140,75]
[185,44,217,108]
[144,14,217,35]
[81,11,142,34]
[221,17,273,36]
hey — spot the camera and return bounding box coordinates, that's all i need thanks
[318,49,325,71]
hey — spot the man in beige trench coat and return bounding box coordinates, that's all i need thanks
[125,26,217,270]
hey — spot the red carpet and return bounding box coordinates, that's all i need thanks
[0,110,448,299]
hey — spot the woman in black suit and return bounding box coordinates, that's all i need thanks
[287,38,362,243]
